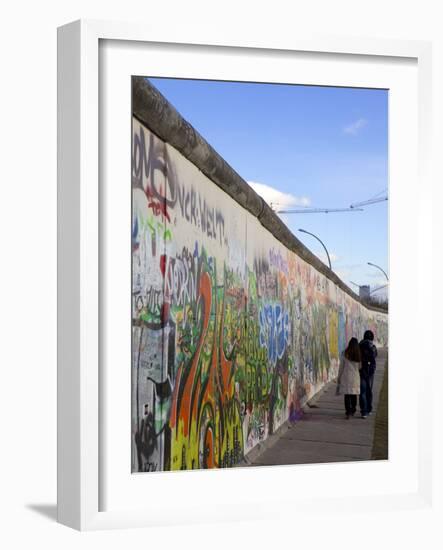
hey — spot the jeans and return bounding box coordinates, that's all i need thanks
[344,394,357,415]
[359,376,373,416]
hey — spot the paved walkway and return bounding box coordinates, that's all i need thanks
[246,349,387,466]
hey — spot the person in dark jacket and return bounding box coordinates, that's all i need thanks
[359,330,377,418]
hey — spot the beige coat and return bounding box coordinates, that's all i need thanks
[337,353,361,395]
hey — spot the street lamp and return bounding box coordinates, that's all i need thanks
[298,228,332,270]
[367,262,389,282]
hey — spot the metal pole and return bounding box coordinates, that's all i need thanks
[367,262,389,282]
[298,228,332,270]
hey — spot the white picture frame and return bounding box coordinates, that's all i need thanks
[57,19,433,531]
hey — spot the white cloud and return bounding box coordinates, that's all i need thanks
[335,269,350,280]
[318,252,339,265]
[334,267,363,289]
[343,118,368,135]
[248,181,311,211]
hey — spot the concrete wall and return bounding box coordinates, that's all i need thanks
[131,84,388,473]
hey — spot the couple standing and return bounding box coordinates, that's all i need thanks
[336,330,378,419]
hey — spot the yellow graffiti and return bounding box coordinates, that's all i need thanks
[329,310,339,359]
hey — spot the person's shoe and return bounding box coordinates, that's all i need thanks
[361,415,367,419]
[345,414,350,419]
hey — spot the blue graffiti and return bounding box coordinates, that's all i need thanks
[132,216,139,252]
[259,304,290,365]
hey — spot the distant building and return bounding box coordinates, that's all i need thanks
[359,285,370,299]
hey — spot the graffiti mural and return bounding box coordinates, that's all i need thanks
[131,118,388,472]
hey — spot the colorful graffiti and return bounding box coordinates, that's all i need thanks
[131,118,388,472]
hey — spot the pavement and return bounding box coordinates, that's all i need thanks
[245,348,388,466]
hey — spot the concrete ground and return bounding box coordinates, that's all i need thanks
[245,349,388,466]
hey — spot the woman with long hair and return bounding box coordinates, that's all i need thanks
[336,337,362,419]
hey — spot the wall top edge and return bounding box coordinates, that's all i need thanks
[132,76,387,316]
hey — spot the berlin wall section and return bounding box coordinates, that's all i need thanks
[131,77,388,473]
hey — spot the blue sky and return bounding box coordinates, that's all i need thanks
[148,77,388,296]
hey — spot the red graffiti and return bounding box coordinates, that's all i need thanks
[147,199,171,222]
[169,271,212,438]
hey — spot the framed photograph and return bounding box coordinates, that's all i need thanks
[57,19,433,530]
